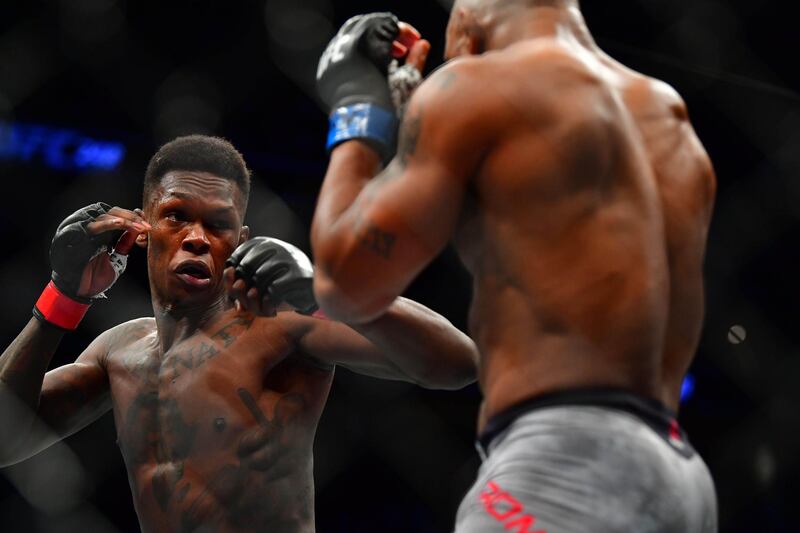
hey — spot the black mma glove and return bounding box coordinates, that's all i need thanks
[316,12,401,162]
[49,202,128,301]
[225,237,318,315]
[34,202,132,330]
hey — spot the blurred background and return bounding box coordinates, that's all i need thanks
[0,0,797,531]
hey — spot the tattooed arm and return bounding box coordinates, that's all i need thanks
[311,61,499,324]
[283,297,478,390]
[0,319,128,466]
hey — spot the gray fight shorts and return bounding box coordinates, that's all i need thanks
[454,388,717,533]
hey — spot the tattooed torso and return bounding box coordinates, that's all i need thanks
[104,310,333,533]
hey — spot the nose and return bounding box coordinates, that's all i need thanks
[181,223,211,254]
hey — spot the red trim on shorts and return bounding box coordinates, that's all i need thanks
[669,419,682,442]
[34,281,90,330]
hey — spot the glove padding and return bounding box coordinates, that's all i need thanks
[50,202,127,302]
[225,237,318,315]
[317,12,399,112]
[317,12,403,161]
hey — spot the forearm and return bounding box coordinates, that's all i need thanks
[349,297,478,390]
[312,143,391,322]
[0,318,64,405]
[313,141,382,234]
[0,318,64,461]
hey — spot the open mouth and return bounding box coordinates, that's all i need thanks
[175,261,212,288]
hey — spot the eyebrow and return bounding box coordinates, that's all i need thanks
[208,207,237,218]
[159,195,238,215]
[162,191,198,201]
[162,192,235,208]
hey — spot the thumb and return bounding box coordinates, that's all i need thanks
[114,230,139,255]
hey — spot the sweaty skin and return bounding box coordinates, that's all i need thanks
[311,1,716,432]
[0,171,477,533]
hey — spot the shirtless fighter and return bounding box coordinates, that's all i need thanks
[0,134,478,532]
[312,2,717,531]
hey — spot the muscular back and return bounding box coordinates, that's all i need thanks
[451,39,715,423]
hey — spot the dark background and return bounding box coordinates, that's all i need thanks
[0,0,798,531]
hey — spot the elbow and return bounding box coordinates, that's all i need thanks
[423,369,477,391]
[313,269,394,325]
[312,220,395,324]
[452,351,480,389]
[417,364,477,391]
[418,340,480,391]
[312,222,406,325]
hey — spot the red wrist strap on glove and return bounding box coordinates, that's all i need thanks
[33,281,91,331]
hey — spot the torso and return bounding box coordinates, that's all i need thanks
[452,39,715,430]
[103,311,333,532]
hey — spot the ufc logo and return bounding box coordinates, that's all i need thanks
[317,34,353,79]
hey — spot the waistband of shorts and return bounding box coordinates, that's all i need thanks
[477,386,688,454]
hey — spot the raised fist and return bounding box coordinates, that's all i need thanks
[317,13,428,161]
[49,202,150,301]
[224,237,317,316]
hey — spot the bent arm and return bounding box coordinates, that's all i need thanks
[311,61,495,324]
[0,318,112,466]
[288,298,478,390]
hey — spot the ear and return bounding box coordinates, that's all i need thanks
[463,9,485,55]
[239,225,250,245]
[468,29,484,55]
[134,208,148,249]
[446,7,483,59]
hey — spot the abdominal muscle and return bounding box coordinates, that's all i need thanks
[128,450,314,533]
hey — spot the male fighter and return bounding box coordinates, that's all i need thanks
[312,2,717,531]
[0,134,478,532]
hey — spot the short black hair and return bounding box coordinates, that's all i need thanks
[143,135,251,216]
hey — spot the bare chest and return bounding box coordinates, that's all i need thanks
[108,317,281,459]
[102,316,328,529]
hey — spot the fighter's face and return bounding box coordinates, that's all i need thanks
[143,171,248,306]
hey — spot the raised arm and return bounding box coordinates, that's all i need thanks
[0,203,148,466]
[312,23,497,323]
[283,298,478,390]
[223,235,478,390]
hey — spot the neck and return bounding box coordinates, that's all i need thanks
[151,292,231,352]
[483,1,598,53]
